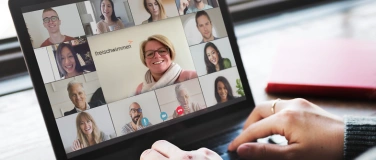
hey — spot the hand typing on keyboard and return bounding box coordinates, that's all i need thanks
[228,98,344,160]
[140,140,222,160]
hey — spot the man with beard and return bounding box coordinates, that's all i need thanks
[195,10,218,44]
[173,84,205,118]
[40,8,75,47]
[121,102,152,135]
[186,0,212,14]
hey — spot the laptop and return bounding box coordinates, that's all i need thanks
[9,0,255,159]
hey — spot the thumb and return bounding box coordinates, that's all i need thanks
[237,143,295,160]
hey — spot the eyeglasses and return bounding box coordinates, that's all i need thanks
[130,108,142,113]
[43,16,59,23]
[144,47,170,59]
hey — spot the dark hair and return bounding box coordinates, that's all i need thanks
[204,42,224,74]
[55,43,83,77]
[195,10,211,27]
[99,0,119,22]
[214,76,234,103]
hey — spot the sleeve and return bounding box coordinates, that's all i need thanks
[223,58,232,69]
[186,7,193,14]
[176,0,180,9]
[344,116,376,160]
[193,102,204,111]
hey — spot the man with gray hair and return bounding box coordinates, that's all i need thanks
[64,80,104,116]
[173,84,205,118]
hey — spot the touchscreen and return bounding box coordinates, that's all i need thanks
[22,0,246,157]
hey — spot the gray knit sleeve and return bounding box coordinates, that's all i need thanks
[344,116,376,160]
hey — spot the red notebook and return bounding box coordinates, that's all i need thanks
[266,39,376,100]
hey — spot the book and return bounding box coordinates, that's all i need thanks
[266,39,376,100]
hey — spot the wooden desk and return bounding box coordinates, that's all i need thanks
[1,1,375,159]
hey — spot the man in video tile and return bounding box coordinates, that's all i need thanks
[195,10,217,44]
[173,84,204,118]
[187,0,212,14]
[40,8,75,47]
[64,80,105,116]
[121,102,152,135]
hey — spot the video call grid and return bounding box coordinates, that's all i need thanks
[24,0,247,154]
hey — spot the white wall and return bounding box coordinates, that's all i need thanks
[87,17,196,103]
[45,72,102,118]
[56,105,115,153]
[34,47,55,83]
[107,91,163,136]
[180,8,228,46]
[22,4,85,48]
[189,37,236,76]
[199,67,241,107]
[155,78,206,120]
[46,45,62,81]
[129,0,179,25]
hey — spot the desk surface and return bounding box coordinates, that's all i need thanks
[1,1,376,159]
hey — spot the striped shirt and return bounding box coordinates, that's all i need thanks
[121,122,152,135]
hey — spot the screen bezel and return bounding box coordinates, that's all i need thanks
[9,0,255,159]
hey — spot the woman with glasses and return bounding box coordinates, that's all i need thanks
[40,8,74,47]
[135,34,197,95]
[96,0,125,34]
[204,42,232,74]
[71,112,109,151]
[142,0,167,24]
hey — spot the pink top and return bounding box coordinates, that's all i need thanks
[136,70,197,95]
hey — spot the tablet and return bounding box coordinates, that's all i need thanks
[9,0,254,159]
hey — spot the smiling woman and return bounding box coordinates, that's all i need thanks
[55,43,84,79]
[136,34,198,95]
[96,0,125,34]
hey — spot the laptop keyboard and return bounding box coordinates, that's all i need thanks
[182,123,243,160]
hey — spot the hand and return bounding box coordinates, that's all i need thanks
[140,140,222,160]
[137,113,144,127]
[178,0,190,15]
[183,105,191,114]
[71,139,83,151]
[228,98,344,160]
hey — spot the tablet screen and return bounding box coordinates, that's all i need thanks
[21,0,246,157]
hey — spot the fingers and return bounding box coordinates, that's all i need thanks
[72,139,80,151]
[236,143,296,160]
[140,149,169,160]
[228,114,284,151]
[243,99,286,130]
[151,140,185,158]
[196,148,222,159]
